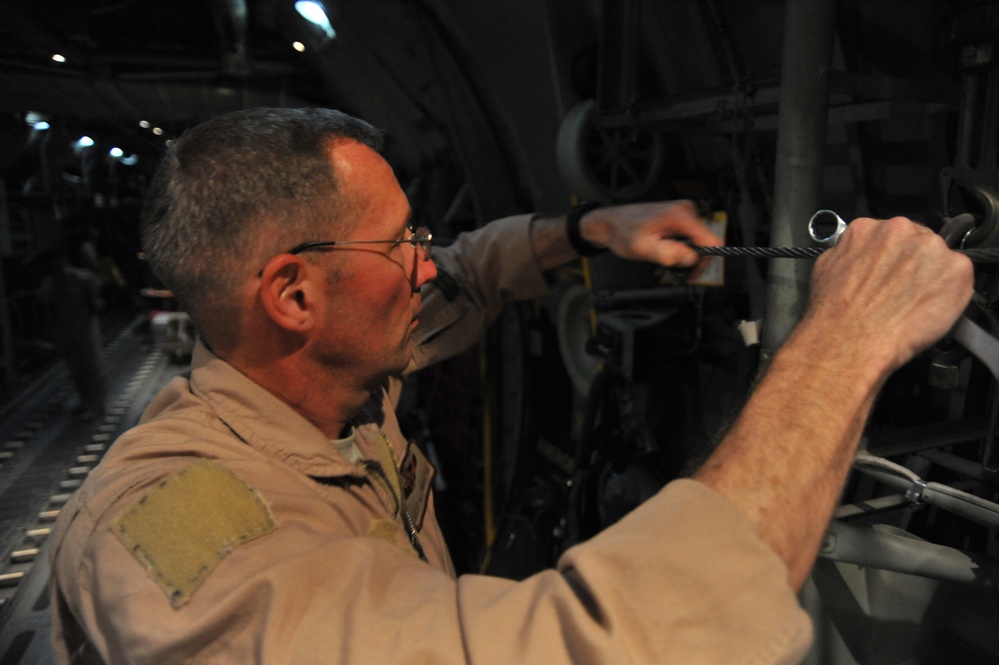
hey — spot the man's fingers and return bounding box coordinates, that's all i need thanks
[810,215,975,370]
[648,238,706,271]
[601,200,723,269]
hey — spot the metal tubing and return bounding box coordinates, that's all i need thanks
[591,286,691,310]
[822,521,999,586]
[867,416,988,457]
[762,0,837,356]
[856,466,999,532]
[919,449,989,481]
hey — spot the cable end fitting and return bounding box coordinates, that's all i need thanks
[809,210,847,246]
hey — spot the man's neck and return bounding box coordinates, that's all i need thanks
[220,346,379,440]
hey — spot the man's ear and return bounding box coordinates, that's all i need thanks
[258,254,316,332]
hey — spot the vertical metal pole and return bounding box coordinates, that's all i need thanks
[762,0,837,358]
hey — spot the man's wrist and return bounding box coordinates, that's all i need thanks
[781,311,894,394]
[566,201,606,256]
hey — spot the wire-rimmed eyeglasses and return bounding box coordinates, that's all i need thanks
[287,226,433,261]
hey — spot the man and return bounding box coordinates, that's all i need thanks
[49,107,973,664]
[38,242,107,421]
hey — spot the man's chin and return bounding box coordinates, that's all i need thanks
[387,343,415,376]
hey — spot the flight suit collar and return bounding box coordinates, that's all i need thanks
[188,341,369,479]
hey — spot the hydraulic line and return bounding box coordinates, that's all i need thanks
[854,451,999,531]
[822,520,999,586]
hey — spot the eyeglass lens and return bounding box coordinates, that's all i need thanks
[411,227,432,261]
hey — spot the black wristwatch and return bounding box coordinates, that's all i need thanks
[565,201,605,256]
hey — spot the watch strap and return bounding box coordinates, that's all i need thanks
[566,201,605,256]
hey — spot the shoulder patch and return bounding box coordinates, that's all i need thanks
[110,460,278,608]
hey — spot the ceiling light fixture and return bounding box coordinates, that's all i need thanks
[51,53,66,63]
[76,136,95,148]
[292,41,306,52]
[25,111,48,128]
[295,0,335,39]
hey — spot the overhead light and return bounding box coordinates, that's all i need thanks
[121,154,139,166]
[295,0,335,39]
[109,147,124,158]
[139,120,150,129]
[51,53,66,63]
[76,136,95,148]
[25,111,48,127]
[292,41,306,52]
[33,121,51,131]
[152,127,163,136]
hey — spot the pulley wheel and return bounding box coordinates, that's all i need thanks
[556,99,666,202]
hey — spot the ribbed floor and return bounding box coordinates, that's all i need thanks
[0,316,188,664]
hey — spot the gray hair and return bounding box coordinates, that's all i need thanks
[141,107,383,349]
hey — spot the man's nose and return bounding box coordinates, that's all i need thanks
[412,254,437,290]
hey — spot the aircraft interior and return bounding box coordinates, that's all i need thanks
[1,1,998,663]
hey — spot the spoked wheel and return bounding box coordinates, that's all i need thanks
[556,99,666,202]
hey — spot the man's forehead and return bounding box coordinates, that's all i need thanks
[325,139,409,234]
[327,138,385,173]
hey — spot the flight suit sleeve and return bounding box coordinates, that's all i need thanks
[408,213,550,371]
[54,476,811,665]
[458,479,813,664]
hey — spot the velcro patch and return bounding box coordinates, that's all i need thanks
[111,460,277,608]
[366,518,418,557]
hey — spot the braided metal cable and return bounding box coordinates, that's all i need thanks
[695,246,825,259]
[694,245,999,263]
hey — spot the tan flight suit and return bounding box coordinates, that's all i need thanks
[49,214,812,664]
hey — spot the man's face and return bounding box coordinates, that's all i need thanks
[310,140,437,383]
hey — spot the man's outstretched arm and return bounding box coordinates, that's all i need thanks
[693,216,974,589]
[529,200,722,273]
